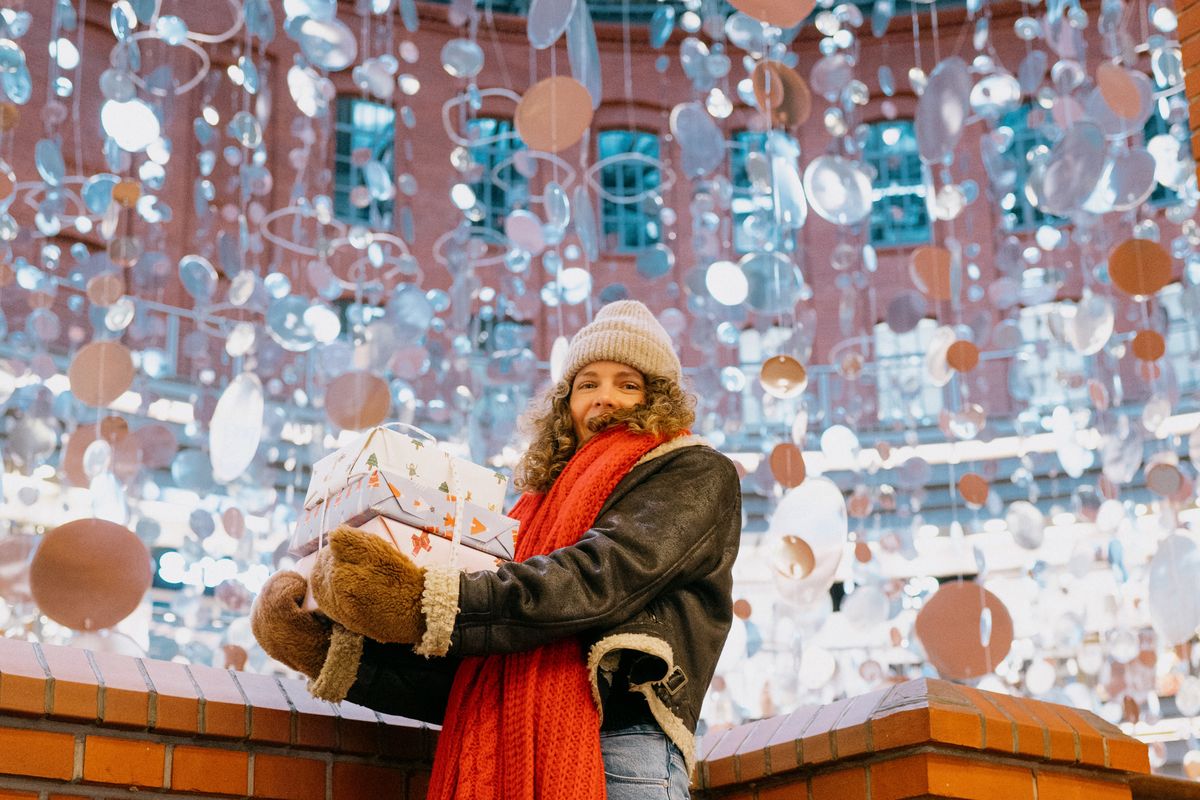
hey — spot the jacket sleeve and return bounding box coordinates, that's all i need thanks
[343,639,459,724]
[447,447,741,656]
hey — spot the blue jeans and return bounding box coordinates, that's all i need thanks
[600,723,690,800]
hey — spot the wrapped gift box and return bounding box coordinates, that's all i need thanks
[290,467,518,562]
[295,516,503,612]
[305,425,509,513]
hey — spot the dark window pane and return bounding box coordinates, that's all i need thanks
[997,105,1066,231]
[728,130,797,254]
[465,117,526,232]
[598,129,662,253]
[862,119,930,247]
[333,96,396,228]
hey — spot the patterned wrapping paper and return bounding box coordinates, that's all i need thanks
[290,467,518,560]
[304,425,509,513]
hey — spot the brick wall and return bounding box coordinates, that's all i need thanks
[2,638,1197,799]
[1184,0,1200,183]
[0,638,434,799]
[688,677,1164,800]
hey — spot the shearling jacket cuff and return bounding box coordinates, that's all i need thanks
[308,623,364,702]
[414,566,460,657]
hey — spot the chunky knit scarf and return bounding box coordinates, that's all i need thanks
[425,426,668,800]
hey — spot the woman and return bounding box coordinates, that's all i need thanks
[252,300,742,800]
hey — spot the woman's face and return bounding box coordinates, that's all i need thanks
[569,361,646,444]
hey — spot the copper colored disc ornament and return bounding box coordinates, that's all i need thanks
[1096,62,1142,120]
[0,102,18,131]
[68,341,135,408]
[751,61,813,129]
[957,472,990,506]
[1109,239,1173,298]
[914,581,1014,681]
[854,540,872,563]
[769,442,806,488]
[86,273,125,307]
[910,246,953,301]
[112,180,140,208]
[1146,455,1183,497]
[729,0,815,28]
[946,340,979,372]
[325,370,391,431]
[514,76,594,154]
[775,535,816,579]
[223,644,249,671]
[733,599,752,619]
[1132,329,1166,362]
[29,518,152,631]
[759,355,808,398]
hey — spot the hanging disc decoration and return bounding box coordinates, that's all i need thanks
[915,581,1014,681]
[514,76,594,153]
[946,340,980,372]
[326,370,391,431]
[910,246,953,301]
[1096,62,1144,120]
[957,472,989,506]
[769,443,806,488]
[728,0,815,28]
[29,518,151,631]
[759,355,808,398]
[751,61,813,128]
[68,341,135,408]
[1109,239,1172,298]
[1132,329,1166,362]
[209,372,265,484]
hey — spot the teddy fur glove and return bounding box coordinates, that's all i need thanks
[310,525,429,645]
[250,570,333,680]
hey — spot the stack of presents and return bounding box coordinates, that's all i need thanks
[290,425,518,608]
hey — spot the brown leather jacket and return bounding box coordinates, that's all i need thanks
[346,440,742,773]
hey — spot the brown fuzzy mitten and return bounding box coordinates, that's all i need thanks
[250,571,332,679]
[310,525,428,644]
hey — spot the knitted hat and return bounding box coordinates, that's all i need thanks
[562,300,683,385]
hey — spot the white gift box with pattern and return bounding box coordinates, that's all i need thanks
[289,467,518,561]
[294,515,503,612]
[304,424,509,513]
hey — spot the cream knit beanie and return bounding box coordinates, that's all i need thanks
[563,300,683,386]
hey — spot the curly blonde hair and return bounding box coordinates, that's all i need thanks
[513,373,696,494]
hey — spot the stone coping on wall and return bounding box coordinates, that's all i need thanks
[691,677,1152,800]
[0,636,434,756]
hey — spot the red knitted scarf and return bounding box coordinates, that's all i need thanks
[425,426,668,800]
